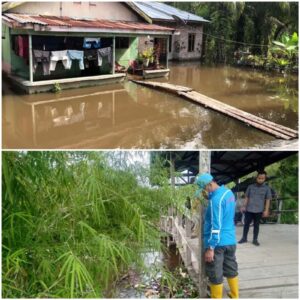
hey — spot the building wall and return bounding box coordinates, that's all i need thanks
[7,2,141,21]
[115,37,139,67]
[2,26,30,79]
[2,24,11,74]
[156,23,204,61]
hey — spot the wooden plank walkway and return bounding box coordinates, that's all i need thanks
[161,216,298,298]
[132,80,298,140]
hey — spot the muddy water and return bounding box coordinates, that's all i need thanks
[2,63,298,149]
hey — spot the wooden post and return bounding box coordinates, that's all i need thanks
[186,218,192,266]
[170,152,175,218]
[28,34,33,82]
[112,36,115,74]
[166,36,169,69]
[198,151,211,298]
[277,198,283,224]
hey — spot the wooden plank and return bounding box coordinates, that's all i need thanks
[226,284,298,299]
[131,80,298,140]
[186,91,298,138]
[131,80,192,93]
[182,92,294,140]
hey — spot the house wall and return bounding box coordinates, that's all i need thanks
[2,24,11,74]
[156,23,204,61]
[7,2,141,21]
[115,37,138,67]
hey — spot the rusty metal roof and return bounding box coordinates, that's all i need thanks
[3,13,174,33]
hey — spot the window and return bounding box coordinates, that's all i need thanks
[116,37,130,49]
[169,35,172,52]
[188,33,195,52]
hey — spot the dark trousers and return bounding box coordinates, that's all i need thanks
[242,211,263,241]
[205,245,238,284]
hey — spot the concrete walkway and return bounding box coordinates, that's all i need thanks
[233,224,298,298]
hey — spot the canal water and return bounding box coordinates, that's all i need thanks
[113,243,183,298]
[3,63,298,149]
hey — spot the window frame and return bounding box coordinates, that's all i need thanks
[188,33,195,52]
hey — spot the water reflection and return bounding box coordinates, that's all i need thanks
[2,64,298,149]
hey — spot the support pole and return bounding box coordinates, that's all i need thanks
[112,36,115,74]
[186,218,192,266]
[198,150,211,298]
[277,198,283,224]
[29,34,33,82]
[170,152,175,218]
[166,36,169,69]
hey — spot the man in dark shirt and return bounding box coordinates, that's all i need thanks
[238,171,272,246]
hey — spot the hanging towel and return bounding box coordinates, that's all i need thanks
[49,50,70,71]
[97,47,112,66]
[33,50,51,75]
[67,50,85,70]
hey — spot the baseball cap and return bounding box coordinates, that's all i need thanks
[194,173,213,197]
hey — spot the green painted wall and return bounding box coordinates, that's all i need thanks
[2,24,11,73]
[11,45,30,80]
[2,26,29,79]
[115,37,138,67]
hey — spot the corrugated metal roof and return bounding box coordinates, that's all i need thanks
[3,13,174,33]
[132,2,209,23]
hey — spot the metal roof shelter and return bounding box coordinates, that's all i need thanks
[127,1,210,23]
[152,151,297,185]
[3,13,174,35]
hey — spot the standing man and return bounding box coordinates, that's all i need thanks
[238,170,272,246]
[196,173,239,299]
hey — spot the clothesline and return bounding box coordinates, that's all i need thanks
[202,32,271,48]
[32,47,112,75]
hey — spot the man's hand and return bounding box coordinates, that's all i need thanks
[262,210,269,218]
[240,206,246,213]
[204,249,214,262]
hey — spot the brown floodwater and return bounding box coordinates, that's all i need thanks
[2,63,298,149]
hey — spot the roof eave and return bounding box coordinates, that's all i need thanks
[8,24,173,36]
[125,2,153,24]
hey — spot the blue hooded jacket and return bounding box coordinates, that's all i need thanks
[204,185,236,249]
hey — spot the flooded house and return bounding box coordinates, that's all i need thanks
[2,1,177,93]
[128,2,209,61]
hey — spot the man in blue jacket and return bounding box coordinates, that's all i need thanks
[196,173,239,298]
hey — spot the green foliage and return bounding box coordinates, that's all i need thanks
[270,32,298,71]
[265,154,298,224]
[52,82,61,93]
[169,2,298,65]
[2,151,176,298]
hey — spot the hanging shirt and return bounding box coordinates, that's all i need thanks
[67,50,85,70]
[245,183,272,213]
[15,35,29,60]
[204,185,236,249]
[97,47,112,66]
[83,49,98,68]
[83,38,101,49]
[33,50,51,75]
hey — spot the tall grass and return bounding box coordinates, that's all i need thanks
[2,151,175,298]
